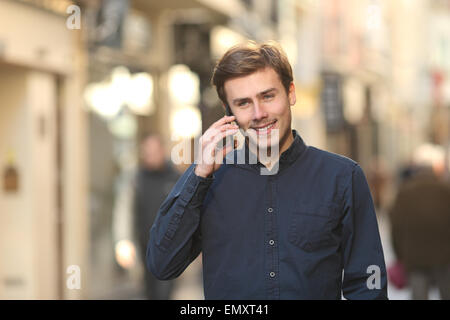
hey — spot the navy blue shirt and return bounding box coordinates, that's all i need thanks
[147,130,388,299]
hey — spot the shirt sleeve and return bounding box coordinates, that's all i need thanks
[146,164,214,280]
[341,164,388,300]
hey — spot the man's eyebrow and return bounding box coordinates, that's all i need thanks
[231,88,278,105]
[258,88,277,96]
[231,97,251,105]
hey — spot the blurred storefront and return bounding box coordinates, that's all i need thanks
[315,0,450,208]
[0,0,88,299]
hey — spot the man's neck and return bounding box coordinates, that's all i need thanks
[247,130,294,170]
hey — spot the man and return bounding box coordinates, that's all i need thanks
[134,133,180,299]
[147,41,388,299]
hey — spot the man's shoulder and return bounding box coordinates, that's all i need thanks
[307,146,358,171]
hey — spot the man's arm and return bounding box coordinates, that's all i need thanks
[341,164,388,300]
[146,164,213,280]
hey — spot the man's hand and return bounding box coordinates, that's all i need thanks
[194,115,238,178]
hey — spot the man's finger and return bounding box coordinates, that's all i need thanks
[210,115,236,129]
[217,140,235,163]
[202,128,237,162]
[203,123,237,145]
[211,128,238,148]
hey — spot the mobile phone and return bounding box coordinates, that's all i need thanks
[222,104,238,149]
[225,104,234,117]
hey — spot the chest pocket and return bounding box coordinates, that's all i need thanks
[288,203,338,252]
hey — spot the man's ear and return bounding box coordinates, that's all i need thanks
[288,82,296,106]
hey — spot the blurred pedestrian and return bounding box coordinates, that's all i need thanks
[367,156,390,213]
[134,133,180,299]
[389,160,450,299]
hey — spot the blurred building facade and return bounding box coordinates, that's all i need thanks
[0,0,88,299]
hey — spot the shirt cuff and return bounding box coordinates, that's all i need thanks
[187,167,214,205]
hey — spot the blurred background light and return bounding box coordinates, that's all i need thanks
[366,3,382,31]
[108,112,137,139]
[280,36,298,69]
[111,66,131,95]
[114,239,136,270]
[126,72,154,115]
[171,106,202,140]
[343,78,365,124]
[84,66,154,119]
[84,82,123,120]
[413,143,445,169]
[293,84,319,119]
[210,25,246,58]
[168,64,200,106]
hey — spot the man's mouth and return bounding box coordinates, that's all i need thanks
[251,120,277,135]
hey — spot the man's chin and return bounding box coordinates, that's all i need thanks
[248,136,280,152]
[245,128,281,153]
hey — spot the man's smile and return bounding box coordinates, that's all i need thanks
[250,120,277,135]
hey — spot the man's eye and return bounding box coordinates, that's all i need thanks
[263,94,274,100]
[238,101,249,107]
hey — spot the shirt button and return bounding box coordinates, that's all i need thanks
[267,207,273,213]
[269,272,276,278]
[269,240,275,246]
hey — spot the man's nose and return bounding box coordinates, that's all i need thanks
[252,101,268,121]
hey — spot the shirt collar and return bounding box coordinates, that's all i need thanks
[233,129,307,174]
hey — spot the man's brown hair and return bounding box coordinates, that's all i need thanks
[211,41,293,107]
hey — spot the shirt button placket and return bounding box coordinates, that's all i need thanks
[266,177,279,299]
[266,205,278,297]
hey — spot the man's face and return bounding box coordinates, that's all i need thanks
[224,67,296,154]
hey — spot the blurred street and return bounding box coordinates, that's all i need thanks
[0,0,449,300]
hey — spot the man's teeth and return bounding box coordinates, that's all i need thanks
[256,122,275,132]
